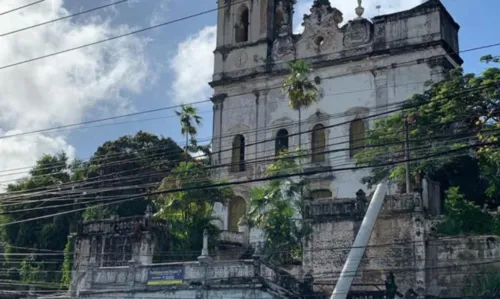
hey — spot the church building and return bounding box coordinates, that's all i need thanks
[209,0,461,234]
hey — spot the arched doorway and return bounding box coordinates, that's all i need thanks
[228,196,246,232]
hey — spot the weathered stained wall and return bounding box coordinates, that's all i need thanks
[426,235,500,298]
[303,194,424,295]
[77,288,278,299]
[210,1,461,236]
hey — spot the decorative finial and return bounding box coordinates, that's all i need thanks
[355,0,365,19]
[198,229,212,263]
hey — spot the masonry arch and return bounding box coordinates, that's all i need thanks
[235,5,250,43]
[311,124,326,163]
[231,134,246,172]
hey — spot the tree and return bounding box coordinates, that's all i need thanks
[153,161,232,261]
[175,104,203,159]
[282,60,319,148]
[0,153,81,284]
[354,57,500,206]
[82,131,184,219]
[248,150,311,266]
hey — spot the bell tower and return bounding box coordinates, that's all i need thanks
[212,0,294,84]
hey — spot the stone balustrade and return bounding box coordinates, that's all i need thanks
[76,259,301,296]
[219,231,246,245]
[305,193,422,220]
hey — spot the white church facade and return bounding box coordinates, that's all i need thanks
[209,0,461,233]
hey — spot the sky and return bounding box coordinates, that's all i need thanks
[0,0,496,186]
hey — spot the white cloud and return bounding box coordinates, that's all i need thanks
[150,0,171,26]
[170,25,216,105]
[294,0,425,33]
[0,0,149,184]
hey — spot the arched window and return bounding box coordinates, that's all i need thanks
[275,129,289,156]
[350,119,365,157]
[235,6,249,43]
[231,134,245,172]
[311,124,326,163]
[311,189,333,200]
[228,196,246,232]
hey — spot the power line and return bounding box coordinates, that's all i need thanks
[0,0,128,37]
[2,139,497,227]
[0,36,497,141]
[0,0,44,16]
[1,124,487,208]
[0,0,247,71]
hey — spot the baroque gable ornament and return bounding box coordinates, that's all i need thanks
[299,0,344,53]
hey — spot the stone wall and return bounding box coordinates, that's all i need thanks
[70,259,301,299]
[426,235,500,298]
[304,194,424,295]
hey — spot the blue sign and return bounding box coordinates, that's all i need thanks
[147,266,184,285]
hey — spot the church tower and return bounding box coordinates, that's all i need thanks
[212,0,294,83]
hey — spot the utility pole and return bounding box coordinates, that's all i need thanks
[330,182,388,299]
[404,113,411,194]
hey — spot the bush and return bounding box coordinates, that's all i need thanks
[437,187,500,235]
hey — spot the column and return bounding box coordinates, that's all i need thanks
[211,94,227,179]
[373,69,388,109]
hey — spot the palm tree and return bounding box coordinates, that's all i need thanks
[281,60,319,150]
[175,104,202,159]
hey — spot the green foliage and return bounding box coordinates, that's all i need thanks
[175,104,203,156]
[282,60,319,147]
[464,267,500,298]
[20,255,40,284]
[83,131,183,219]
[1,153,77,284]
[248,150,311,265]
[61,235,75,288]
[354,56,500,206]
[436,187,496,235]
[282,60,319,111]
[153,161,231,261]
[0,131,185,285]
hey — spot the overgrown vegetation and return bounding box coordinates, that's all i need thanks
[464,267,500,298]
[152,161,231,261]
[436,187,500,235]
[61,234,75,288]
[248,150,311,266]
[355,56,500,208]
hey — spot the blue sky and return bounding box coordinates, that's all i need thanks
[0,0,497,183]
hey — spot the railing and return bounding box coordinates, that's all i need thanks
[305,194,422,220]
[381,194,420,213]
[305,198,366,220]
[78,215,168,236]
[219,231,246,245]
[260,262,302,295]
[79,259,301,297]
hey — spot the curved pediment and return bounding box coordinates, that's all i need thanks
[295,1,344,57]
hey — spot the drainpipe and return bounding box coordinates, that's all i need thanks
[330,181,388,299]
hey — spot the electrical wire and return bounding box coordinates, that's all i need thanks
[0,80,493,197]
[0,120,489,206]
[0,0,44,16]
[0,38,496,142]
[0,0,128,37]
[1,138,497,227]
